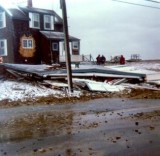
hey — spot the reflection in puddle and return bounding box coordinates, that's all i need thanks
[0,111,74,142]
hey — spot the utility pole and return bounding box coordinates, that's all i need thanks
[60,0,73,93]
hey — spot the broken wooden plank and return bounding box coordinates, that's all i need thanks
[6,69,23,79]
[146,73,160,82]
[72,78,125,92]
[122,83,160,91]
[112,78,128,85]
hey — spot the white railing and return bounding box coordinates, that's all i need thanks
[59,55,92,62]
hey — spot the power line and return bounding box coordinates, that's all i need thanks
[112,0,160,10]
[145,0,160,4]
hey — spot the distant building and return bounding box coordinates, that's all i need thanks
[0,0,80,64]
[128,54,141,62]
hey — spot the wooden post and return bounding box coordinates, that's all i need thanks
[60,0,73,92]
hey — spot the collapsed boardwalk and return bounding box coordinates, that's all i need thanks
[0,63,146,81]
[1,61,160,103]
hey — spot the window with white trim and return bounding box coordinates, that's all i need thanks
[52,43,58,51]
[0,39,7,56]
[72,41,79,50]
[44,15,54,30]
[29,12,40,29]
[22,39,33,49]
[0,12,6,29]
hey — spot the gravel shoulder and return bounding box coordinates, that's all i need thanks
[0,88,160,108]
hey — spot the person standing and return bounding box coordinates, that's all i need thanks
[101,55,106,64]
[96,54,101,65]
[120,55,125,65]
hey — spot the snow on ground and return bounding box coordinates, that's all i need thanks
[107,62,160,81]
[107,62,160,74]
[0,80,60,101]
[0,80,81,102]
[0,61,160,102]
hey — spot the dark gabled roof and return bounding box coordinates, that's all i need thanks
[20,6,57,15]
[19,6,63,24]
[40,31,80,41]
[0,5,29,21]
[0,4,62,23]
[9,8,30,21]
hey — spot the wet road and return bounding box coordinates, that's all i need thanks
[0,98,160,156]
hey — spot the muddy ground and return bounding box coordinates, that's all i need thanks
[1,98,160,156]
[0,88,160,108]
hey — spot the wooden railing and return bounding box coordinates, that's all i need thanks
[59,54,92,63]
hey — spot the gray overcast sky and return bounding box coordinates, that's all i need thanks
[1,0,160,60]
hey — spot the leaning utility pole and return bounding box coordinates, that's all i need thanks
[60,0,73,92]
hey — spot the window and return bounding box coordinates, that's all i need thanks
[72,41,79,50]
[44,15,54,30]
[22,39,33,49]
[52,43,58,51]
[0,39,7,56]
[63,42,65,50]
[0,12,6,29]
[29,12,40,29]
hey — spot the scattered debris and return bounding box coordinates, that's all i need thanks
[72,78,125,92]
[149,126,155,130]
[0,60,160,103]
[135,122,139,126]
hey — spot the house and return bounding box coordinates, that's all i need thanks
[0,0,80,64]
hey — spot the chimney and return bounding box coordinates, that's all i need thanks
[27,0,33,7]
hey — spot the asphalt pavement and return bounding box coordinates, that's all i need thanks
[0,98,160,156]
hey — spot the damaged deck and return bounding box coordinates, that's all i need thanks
[0,63,146,81]
[0,62,160,101]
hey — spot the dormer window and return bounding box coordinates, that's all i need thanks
[44,15,54,30]
[0,12,6,29]
[29,12,40,29]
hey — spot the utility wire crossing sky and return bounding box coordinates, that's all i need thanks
[1,0,160,60]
